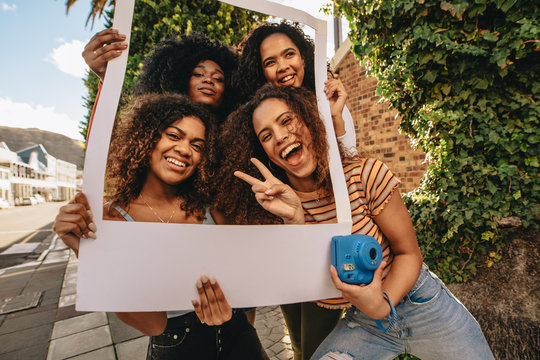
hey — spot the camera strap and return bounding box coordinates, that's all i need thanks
[375,291,397,333]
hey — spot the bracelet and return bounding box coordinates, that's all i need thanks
[374,291,397,333]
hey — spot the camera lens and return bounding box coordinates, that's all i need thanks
[370,248,377,260]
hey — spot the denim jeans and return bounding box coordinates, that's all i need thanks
[281,302,344,360]
[311,264,494,360]
[147,310,269,360]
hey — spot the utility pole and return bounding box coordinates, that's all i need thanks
[333,3,342,52]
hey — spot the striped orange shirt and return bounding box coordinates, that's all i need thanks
[295,159,400,309]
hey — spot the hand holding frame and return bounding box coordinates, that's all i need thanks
[53,192,96,257]
[234,158,304,224]
[82,29,128,81]
[192,274,232,326]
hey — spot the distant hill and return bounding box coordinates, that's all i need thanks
[0,126,85,169]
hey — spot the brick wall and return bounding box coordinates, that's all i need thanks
[333,48,427,193]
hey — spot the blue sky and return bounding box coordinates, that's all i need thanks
[0,1,346,141]
[0,0,106,141]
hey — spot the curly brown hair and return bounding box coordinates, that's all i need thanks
[207,85,331,225]
[134,32,239,120]
[232,21,315,106]
[106,93,215,219]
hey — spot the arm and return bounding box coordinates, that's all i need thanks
[84,29,127,141]
[54,195,168,335]
[324,79,358,152]
[324,78,347,137]
[375,191,422,309]
[330,191,422,319]
[337,105,358,155]
[210,209,229,225]
[115,312,167,336]
[82,28,128,81]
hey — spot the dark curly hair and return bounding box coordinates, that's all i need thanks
[207,85,331,225]
[134,32,239,120]
[106,93,215,220]
[232,21,315,105]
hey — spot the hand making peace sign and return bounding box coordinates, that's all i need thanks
[234,158,305,224]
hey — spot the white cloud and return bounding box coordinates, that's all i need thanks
[1,3,16,11]
[46,40,89,78]
[0,97,83,140]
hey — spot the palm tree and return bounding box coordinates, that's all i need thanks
[65,0,114,27]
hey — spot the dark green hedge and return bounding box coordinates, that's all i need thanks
[334,0,539,282]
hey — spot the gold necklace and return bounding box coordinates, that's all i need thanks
[139,194,179,223]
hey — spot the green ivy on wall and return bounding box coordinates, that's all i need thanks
[333,0,539,282]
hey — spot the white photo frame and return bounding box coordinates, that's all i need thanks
[79,0,352,311]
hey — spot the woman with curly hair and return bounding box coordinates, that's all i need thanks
[53,93,269,360]
[213,84,345,360]
[229,84,493,360]
[83,29,238,123]
[233,21,357,154]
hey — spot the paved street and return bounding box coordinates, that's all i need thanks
[0,204,294,359]
[0,202,67,251]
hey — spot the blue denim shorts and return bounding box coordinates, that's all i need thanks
[311,264,494,360]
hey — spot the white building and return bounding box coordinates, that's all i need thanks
[0,142,77,204]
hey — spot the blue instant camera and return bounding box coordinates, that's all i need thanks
[331,234,383,285]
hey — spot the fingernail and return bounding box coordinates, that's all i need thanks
[87,210,94,219]
[191,299,197,307]
[209,275,216,285]
[196,279,203,289]
[81,234,87,239]
[87,231,96,239]
[201,274,208,284]
[116,50,122,54]
[88,222,97,232]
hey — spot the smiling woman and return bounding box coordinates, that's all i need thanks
[104,93,212,222]
[234,21,358,155]
[259,33,306,88]
[53,92,270,359]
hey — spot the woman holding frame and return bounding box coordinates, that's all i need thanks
[214,21,358,359]
[55,29,269,359]
[54,93,269,360]
[224,84,494,360]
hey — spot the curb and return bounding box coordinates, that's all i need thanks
[37,234,59,262]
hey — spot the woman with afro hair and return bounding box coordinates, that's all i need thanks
[82,29,238,122]
[54,93,269,360]
[233,21,358,155]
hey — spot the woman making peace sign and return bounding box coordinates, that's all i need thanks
[225,84,494,360]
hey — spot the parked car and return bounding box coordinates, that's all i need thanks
[20,197,37,206]
[0,198,10,209]
[33,194,45,203]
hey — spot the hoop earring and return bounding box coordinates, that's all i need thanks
[267,161,275,172]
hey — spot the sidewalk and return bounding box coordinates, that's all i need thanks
[0,234,293,359]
